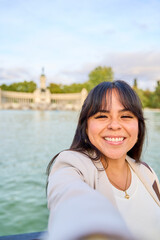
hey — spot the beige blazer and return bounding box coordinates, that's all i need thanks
[47,150,160,240]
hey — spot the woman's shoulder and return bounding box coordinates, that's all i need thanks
[56,150,92,163]
[51,150,97,174]
[126,155,157,177]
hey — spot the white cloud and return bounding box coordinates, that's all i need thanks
[0,67,33,83]
[101,51,160,89]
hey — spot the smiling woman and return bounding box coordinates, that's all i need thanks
[87,90,139,164]
[46,81,160,240]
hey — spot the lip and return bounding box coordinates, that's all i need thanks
[103,136,126,145]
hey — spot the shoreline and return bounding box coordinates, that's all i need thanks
[0,106,160,112]
[144,108,160,112]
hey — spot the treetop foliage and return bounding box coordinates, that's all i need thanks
[0,81,36,93]
[87,66,113,91]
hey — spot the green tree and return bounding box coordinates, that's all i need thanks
[132,78,154,108]
[132,78,149,108]
[151,80,160,108]
[143,89,154,108]
[48,83,64,93]
[63,83,87,93]
[86,66,113,91]
[133,78,138,89]
[0,84,8,91]
[0,81,37,92]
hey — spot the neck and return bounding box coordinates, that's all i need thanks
[101,156,127,173]
[101,157,131,193]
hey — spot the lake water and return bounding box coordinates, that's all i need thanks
[0,110,160,236]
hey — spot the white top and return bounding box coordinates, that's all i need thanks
[111,167,160,240]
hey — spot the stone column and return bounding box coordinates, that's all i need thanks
[80,88,88,106]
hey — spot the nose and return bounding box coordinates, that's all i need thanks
[107,119,122,130]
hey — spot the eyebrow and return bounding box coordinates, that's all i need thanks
[98,108,131,113]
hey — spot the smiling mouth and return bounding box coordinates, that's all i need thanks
[104,137,125,142]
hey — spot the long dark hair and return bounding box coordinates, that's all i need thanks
[47,80,145,174]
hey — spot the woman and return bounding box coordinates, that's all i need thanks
[46,80,160,240]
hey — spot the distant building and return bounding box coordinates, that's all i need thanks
[0,70,88,110]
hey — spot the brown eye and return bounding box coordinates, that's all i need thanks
[121,115,133,119]
[95,115,108,119]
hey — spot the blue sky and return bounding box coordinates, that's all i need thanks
[0,0,160,90]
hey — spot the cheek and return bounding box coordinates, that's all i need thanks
[87,124,96,138]
[87,120,98,140]
[131,121,139,139]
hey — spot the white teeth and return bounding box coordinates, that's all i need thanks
[105,137,124,142]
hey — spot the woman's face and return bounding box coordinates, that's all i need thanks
[87,90,139,162]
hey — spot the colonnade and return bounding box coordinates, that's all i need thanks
[0,88,88,110]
